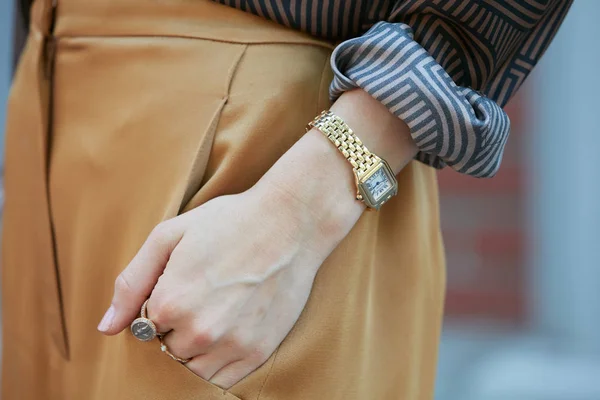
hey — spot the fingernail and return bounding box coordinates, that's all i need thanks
[97,305,115,332]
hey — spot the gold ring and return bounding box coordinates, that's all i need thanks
[158,335,192,364]
[130,299,158,342]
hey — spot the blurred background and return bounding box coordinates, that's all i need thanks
[1,1,599,399]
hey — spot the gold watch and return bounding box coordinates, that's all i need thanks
[307,110,398,210]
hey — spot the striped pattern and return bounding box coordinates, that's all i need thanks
[217,0,573,176]
[19,0,573,174]
[329,22,513,176]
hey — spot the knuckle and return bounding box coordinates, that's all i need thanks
[150,296,179,325]
[191,326,218,348]
[114,273,135,297]
[149,221,174,243]
[249,347,269,363]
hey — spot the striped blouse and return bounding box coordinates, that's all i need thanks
[215,0,573,177]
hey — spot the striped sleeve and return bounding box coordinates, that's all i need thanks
[330,0,573,178]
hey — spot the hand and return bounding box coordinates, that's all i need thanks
[98,180,344,388]
[97,88,418,389]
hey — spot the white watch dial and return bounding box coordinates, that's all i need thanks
[364,167,393,202]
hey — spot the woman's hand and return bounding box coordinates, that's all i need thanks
[99,179,341,388]
[97,127,369,389]
[97,89,418,389]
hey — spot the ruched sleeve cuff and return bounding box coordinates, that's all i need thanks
[329,22,511,178]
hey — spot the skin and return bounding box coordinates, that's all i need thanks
[97,88,418,388]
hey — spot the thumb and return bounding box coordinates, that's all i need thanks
[98,220,185,335]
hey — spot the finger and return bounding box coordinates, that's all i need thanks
[161,319,225,360]
[209,357,265,389]
[98,219,185,335]
[143,239,214,334]
[144,297,180,334]
[184,344,242,381]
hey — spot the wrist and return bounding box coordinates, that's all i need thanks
[330,89,418,174]
[251,128,365,256]
[249,88,417,254]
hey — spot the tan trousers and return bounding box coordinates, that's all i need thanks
[1,0,446,399]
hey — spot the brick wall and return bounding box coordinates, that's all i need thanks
[440,90,527,323]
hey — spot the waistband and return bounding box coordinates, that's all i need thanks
[30,0,334,49]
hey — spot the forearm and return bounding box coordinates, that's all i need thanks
[252,89,417,250]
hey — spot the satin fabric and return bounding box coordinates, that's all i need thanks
[2,1,445,399]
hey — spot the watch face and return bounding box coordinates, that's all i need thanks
[364,166,393,202]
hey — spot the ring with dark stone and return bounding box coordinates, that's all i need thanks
[131,299,158,342]
[130,317,158,342]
